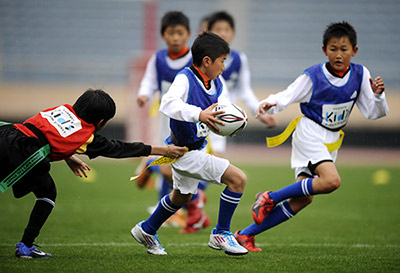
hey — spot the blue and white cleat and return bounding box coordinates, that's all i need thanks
[15,242,52,258]
[208,228,248,256]
[131,221,167,255]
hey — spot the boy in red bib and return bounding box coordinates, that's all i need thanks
[0,89,186,258]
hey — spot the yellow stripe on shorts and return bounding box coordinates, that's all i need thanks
[266,115,345,152]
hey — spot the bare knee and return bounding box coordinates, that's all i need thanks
[320,175,341,193]
[170,189,192,207]
[221,165,246,193]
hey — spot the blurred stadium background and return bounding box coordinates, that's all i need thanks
[0,0,399,149]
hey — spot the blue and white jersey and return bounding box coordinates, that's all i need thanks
[222,50,241,91]
[155,49,193,97]
[137,49,192,100]
[167,68,224,147]
[300,63,363,131]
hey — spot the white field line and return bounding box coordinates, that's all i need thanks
[0,242,399,248]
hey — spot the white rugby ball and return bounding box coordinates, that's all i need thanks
[212,103,248,137]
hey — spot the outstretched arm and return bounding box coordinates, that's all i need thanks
[150,145,188,159]
[65,155,91,178]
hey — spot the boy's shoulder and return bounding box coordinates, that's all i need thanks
[156,48,169,56]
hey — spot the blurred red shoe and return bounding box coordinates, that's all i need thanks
[180,190,210,233]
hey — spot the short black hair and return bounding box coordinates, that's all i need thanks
[323,21,357,48]
[207,11,235,31]
[191,32,230,67]
[73,89,116,126]
[160,11,190,35]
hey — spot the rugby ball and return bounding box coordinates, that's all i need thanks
[212,103,248,137]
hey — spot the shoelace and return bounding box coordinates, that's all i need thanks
[219,231,238,247]
[151,234,164,250]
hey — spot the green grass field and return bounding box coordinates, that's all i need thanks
[1,158,399,273]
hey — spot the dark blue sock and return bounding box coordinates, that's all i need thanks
[240,200,295,236]
[216,188,242,231]
[142,195,180,235]
[269,178,314,203]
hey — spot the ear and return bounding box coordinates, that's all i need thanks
[322,46,328,56]
[97,119,104,126]
[96,119,105,128]
[202,56,212,67]
[352,45,358,57]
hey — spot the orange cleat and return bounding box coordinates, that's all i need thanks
[251,191,275,225]
[234,230,262,252]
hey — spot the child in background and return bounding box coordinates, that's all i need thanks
[235,21,388,252]
[0,89,186,258]
[206,10,277,157]
[131,33,248,256]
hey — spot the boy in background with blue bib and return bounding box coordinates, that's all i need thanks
[131,32,248,256]
[206,11,278,157]
[235,21,388,251]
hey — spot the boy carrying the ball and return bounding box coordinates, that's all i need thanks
[131,32,248,256]
[0,89,187,258]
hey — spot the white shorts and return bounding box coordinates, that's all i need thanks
[291,117,340,178]
[171,149,230,194]
[207,131,227,154]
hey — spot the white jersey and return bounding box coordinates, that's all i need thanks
[160,73,231,123]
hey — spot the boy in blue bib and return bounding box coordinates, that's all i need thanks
[235,21,388,252]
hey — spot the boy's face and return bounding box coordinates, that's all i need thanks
[203,54,227,80]
[209,20,235,44]
[162,25,190,54]
[323,36,358,72]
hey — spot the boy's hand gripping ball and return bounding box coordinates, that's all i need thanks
[212,103,248,137]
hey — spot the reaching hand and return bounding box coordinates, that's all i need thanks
[256,101,277,118]
[199,103,225,133]
[65,155,91,178]
[165,145,188,159]
[370,77,385,95]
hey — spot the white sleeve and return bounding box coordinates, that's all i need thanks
[260,74,313,114]
[159,74,203,122]
[236,53,260,115]
[137,54,159,98]
[355,66,389,119]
